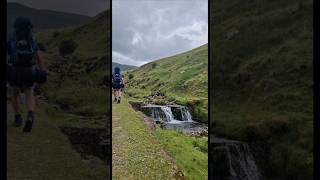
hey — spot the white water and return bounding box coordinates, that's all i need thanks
[142,105,194,123]
[226,143,261,180]
[211,137,262,180]
[160,106,177,122]
[181,106,193,122]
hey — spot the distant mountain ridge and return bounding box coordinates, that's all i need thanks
[7,2,92,33]
[112,62,137,72]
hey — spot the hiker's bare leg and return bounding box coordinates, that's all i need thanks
[113,89,117,99]
[112,89,116,99]
[118,90,122,98]
[24,87,35,112]
[12,88,21,114]
[22,86,35,132]
[115,90,119,99]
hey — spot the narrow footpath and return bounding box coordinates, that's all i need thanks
[112,97,181,179]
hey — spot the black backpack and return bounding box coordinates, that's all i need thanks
[10,34,37,67]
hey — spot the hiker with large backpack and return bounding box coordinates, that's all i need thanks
[7,17,47,132]
[112,67,124,103]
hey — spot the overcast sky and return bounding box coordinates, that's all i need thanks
[112,0,208,66]
[8,0,110,16]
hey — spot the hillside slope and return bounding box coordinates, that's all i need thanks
[6,10,110,180]
[126,44,208,123]
[211,0,313,179]
[7,2,91,33]
[37,10,110,119]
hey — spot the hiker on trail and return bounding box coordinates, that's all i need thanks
[112,67,124,103]
[7,17,47,132]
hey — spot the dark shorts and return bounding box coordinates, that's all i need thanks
[8,66,35,87]
[112,83,124,90]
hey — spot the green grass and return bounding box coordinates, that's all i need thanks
[36,10,110,120]
[154,128,208,180]
[125,44,208,123]
[7,101,108,180]
[211,0,313,179]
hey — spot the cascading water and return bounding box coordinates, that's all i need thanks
[142,105,193,123]
[140,104,207,135]
[181,106,193,122]
[211,137,262,180]
[227,143,261,180]
[160,106,176,122]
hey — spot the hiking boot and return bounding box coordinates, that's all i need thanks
[23,111,34,132]
[13,114,23,127]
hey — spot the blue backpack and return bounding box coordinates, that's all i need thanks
[113,73,122,85]
[9,36,37,67]
[9,17,37,67]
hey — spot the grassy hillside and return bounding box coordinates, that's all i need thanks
[6,10,110,179]
[125,44,208,123]
[37,10,110,120]
[112,62,137,72]
[210,0,313,179]
[7,2,91,33]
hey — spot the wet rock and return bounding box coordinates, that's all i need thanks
[143,116,156,130]
[129,101,143,111]
[211,146,230,179]
[60,126,110,162]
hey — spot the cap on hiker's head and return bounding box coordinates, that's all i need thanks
[114,67,120,74]
[14,17,33,31]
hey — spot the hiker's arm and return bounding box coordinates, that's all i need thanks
[35,51,46,71]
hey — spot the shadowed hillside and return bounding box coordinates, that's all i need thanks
[210,0,313,179]
[7,9,110,179]
[37,10,110,119]
[7,2,92,33]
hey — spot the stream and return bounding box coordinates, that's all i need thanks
[131,102,262,179]
[140,104,208,136]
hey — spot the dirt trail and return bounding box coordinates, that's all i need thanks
[7,100,108,180]
[112,97,181,179]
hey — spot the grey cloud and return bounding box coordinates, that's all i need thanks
[112,0,208,66]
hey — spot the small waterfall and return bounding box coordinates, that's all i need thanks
[141,105,194,123]
[138,103,207,135]
[211,137,262,180]
[161,106,176,122]
[226,143,261,180]
[181,106,193,122]
[150,106,167,121]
